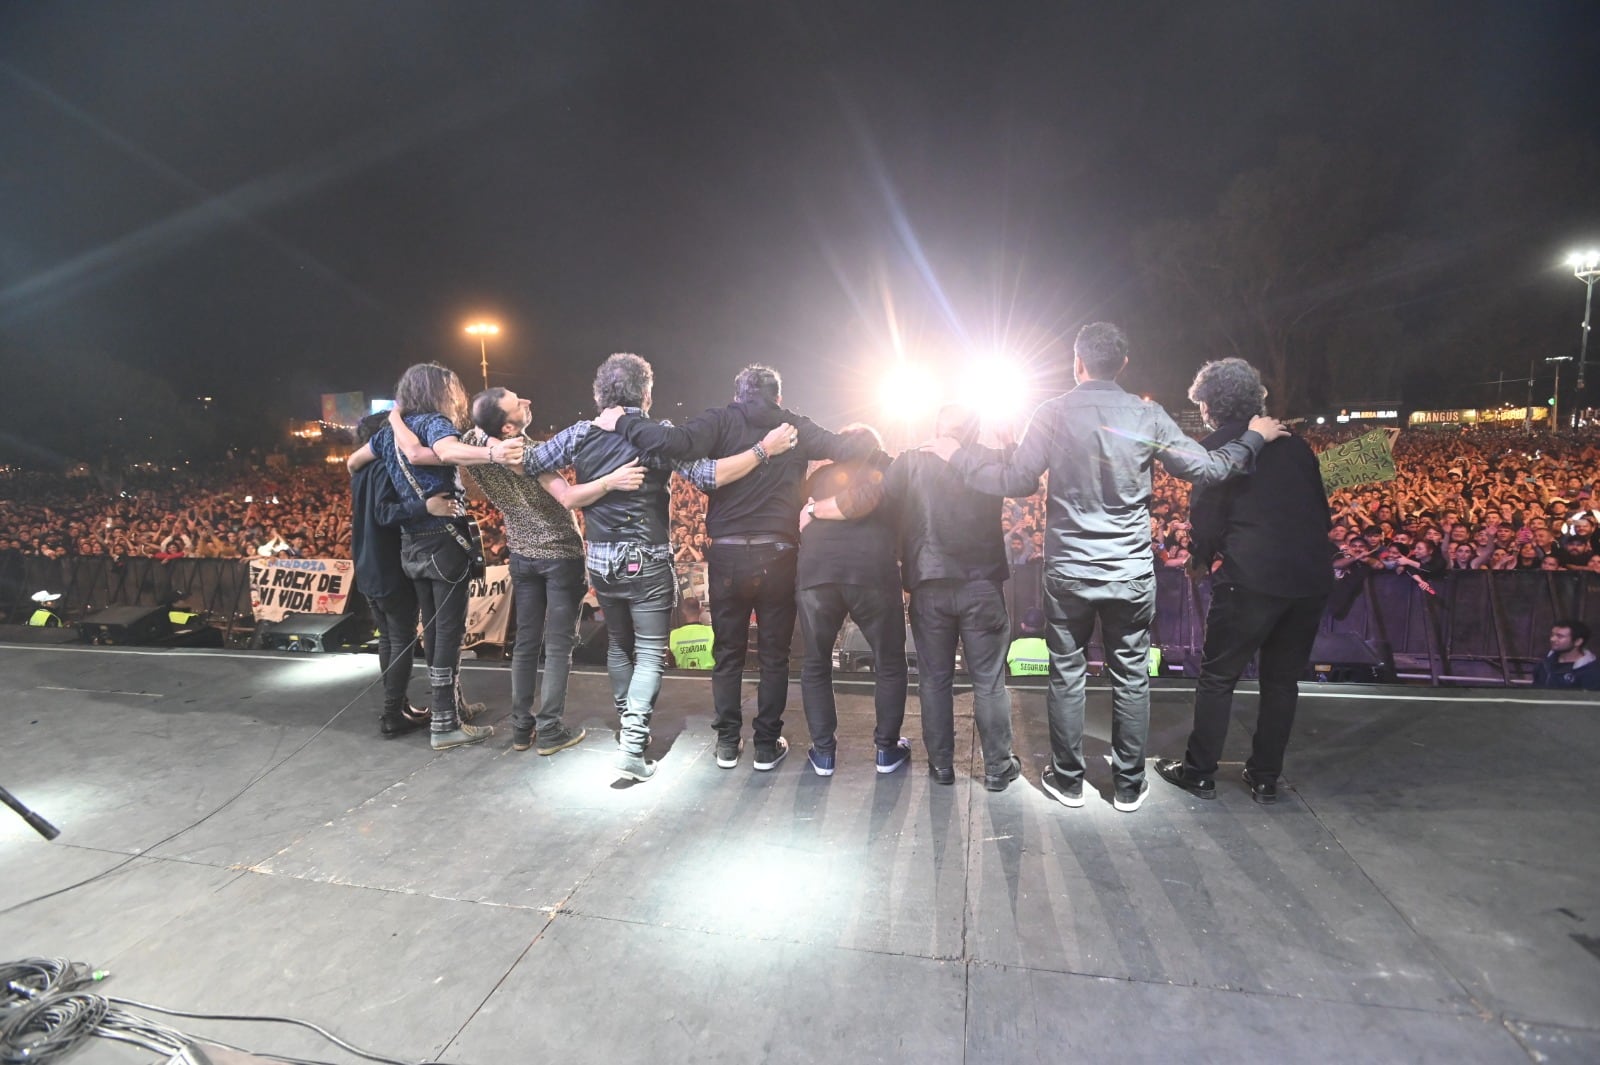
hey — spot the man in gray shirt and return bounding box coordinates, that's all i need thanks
[935,322,1286,813]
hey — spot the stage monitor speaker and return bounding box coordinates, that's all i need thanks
[1307,632,1397,684]
[0,622,81,645]
[78,605,172,646]
[259,612,364,653]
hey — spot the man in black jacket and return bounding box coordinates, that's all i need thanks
[793,426,908,777]
[532,354,798,781]
[937,324,1286,813]
[1155,358,1332,805]
[814,404,1021,790]
[350,411,455,739]
[597,364,875,773]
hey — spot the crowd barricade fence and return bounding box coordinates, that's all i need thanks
[0,551,1579,684]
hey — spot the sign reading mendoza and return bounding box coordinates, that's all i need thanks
[1317,429,1399,492]
[248,557,355,622]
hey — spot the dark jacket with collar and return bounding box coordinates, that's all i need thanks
[1533,649,1600,691]
[615,396,875,540]
[351,462,430,600]
[1190,418,1334,598]
[883,449,1010,590]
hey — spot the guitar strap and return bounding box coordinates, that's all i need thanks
[389,431,485,580]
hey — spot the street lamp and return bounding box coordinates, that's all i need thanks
[464,321,501,393]
[1546,355,1573,434]
[1568,250,1600,410]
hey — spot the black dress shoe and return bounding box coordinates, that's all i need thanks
[928,765,955,786]
[1242,768,1279,804]
[380,712,425,739]
[1155,758,1215,799]
[983,755,1022,792]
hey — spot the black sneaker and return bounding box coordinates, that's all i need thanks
[752,736,789,771]
[1113,778,1150,813]
[380,712,425,739]
[1040,767,1085,808]
[511,725,534,752]
[1155,758,1215,799]
[1242,768,1279,804]
[983,754,1022,793]
[715,737,743,769]
[928,765,956,786]
[536,725,587,756]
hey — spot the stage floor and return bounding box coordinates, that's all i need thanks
[1,644,1597,1064]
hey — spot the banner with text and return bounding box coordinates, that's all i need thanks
[1318,429,1399,492]
[249,557,356,622]
[463,564,512,648]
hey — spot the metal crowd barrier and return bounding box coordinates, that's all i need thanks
[0,550,1578,685]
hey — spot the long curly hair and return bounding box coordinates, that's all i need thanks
[1187,358,1266,423]
[394,362,469,430]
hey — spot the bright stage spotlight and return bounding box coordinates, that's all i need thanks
[878,362,940,422]
[964,356,1030,424]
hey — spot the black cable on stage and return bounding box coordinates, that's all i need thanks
[0,959,470,1065]
[107,997,423,1065]
[0,957,97,1008]
[0,991,107,1064]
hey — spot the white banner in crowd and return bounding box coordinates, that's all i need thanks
[463,564,511,649]
[248,557,355,622]
[249,558,512,649]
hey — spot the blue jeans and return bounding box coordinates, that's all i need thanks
[509,554,587,738]
[590,552,676,756]
[1043,572,1156,792]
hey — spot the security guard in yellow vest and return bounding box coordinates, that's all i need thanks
[27,590,63,627]
[1006,635,1048,676]
[669,597,715,670]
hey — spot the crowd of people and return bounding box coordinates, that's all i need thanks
[12,424,1600,579]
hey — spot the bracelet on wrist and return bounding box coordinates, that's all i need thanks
[752,442,769,464]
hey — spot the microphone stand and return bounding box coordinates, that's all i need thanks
[0,784,60,840]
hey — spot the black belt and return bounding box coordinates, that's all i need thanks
[711,533,795,546]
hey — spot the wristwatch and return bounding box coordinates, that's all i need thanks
[803,501,816,519]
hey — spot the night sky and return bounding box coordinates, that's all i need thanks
[2,1,1598,457]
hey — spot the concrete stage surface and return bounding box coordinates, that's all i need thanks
[1,644,1596,1064]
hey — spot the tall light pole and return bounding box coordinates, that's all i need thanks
[1546,355,1572,435]
[464,321,501,394]
[1568,250,1600,418]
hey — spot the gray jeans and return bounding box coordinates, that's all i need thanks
[908,579,1014,776]
[1043,572,1156,792]
[509,554,586,737]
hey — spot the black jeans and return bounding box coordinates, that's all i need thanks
[1043,571,1156,793]
[707,541,798,745]
[909,579,1014,776]
[509,554,587,738]
[1184,583,1327,782]
[591,552,676,756]
[367,585,419,716]
[400,527,472,731]
[797,582,907,754]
